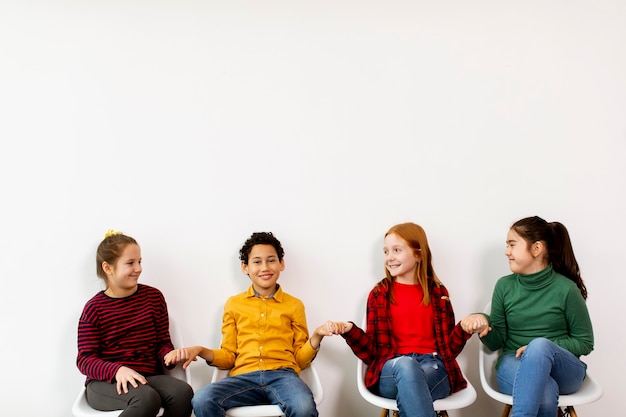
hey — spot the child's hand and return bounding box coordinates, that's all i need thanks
[314,321,338,337]
[181,346,204,369]
[460,314,491,337]
[164,348,190,367]
[317,320,352,335]
[331,321,353,334]
[114,366,147,395]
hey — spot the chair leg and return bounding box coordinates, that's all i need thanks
[392,411,399,417]
[379,409,389,417]
[502,404,512,417]
[561,406,577,417]
[436,411,449,417]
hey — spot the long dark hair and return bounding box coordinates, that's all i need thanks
[511,216,587,299]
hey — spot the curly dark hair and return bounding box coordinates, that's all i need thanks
[239,232,285,264]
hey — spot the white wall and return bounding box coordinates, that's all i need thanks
[1,1,624,416]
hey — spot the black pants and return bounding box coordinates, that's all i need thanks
[86,374,193,417]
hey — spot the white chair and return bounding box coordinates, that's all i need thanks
[478,303,603,417]
[72,317,191,417]
[357,357,477,417]
[209,363,324,417]
[356,316,476,417]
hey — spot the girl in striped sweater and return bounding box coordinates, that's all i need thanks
[77,231,193,417]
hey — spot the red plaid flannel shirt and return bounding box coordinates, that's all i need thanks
[343,279,471,393]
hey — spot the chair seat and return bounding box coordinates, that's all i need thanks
[478,302,603,416]
[357,357,477,413]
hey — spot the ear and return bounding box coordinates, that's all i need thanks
[531,241,545,257]
[414,248,422,262]
[279,259,285,271]
[102,261,113,276]
[241,261,249,275]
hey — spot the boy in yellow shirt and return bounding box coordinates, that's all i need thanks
[176,232,334,417]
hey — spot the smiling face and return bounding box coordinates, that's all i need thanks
[505,228,547,275]
[102,243,142,297]
[241,244,285,297]
[383,233,420,284]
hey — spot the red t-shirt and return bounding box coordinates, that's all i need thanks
[390,281,436,354]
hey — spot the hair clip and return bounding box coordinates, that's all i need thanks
[104,229,123,238]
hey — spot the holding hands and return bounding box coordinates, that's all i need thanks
[309,320,354,349]
[460,313,491,337]
[314,320,354,336]
[164,347,193,367]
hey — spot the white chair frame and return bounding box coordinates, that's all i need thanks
[210,363,324,417]
[72,317,191,417]
[478,303,603,417]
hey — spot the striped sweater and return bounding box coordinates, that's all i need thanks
[76,284,174,385]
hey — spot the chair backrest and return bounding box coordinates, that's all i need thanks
[477,302,512,404]
[166,316,191,382]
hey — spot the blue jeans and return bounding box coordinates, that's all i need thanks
[192,368,317,417]
[376,353,450,417]
[497,338,587,417]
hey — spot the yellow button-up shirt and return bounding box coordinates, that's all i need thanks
[211,285,318,376]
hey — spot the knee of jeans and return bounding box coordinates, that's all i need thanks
[525,337,553,354]
[191,385,216,409]
[390,355,418,370]
[285,396,317,417]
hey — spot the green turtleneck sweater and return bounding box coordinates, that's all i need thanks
[481,265,594,368]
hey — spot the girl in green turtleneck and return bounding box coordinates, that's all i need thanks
[462,216,593,417]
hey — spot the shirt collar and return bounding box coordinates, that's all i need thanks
[246,284,283,301]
